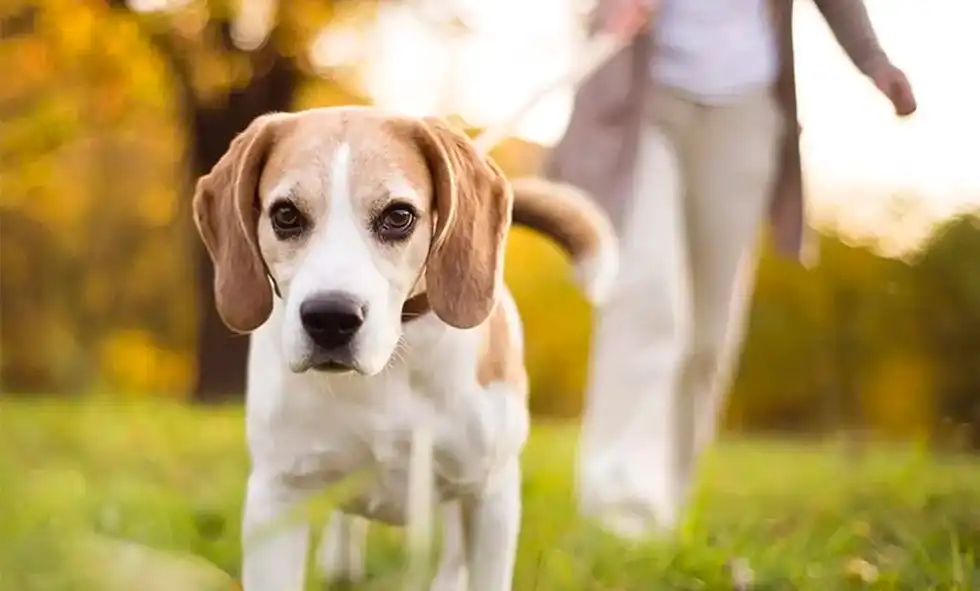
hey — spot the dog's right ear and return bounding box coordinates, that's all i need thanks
[192,113,290,334]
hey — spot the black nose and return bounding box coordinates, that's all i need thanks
[299,293,366,350]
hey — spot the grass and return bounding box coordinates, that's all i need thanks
[1,398,979,590]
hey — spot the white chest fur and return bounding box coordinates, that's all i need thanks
[245,298,529,525]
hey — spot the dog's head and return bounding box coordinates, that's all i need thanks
[192,107,512,376]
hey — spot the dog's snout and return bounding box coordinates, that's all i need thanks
[300,293,367,350]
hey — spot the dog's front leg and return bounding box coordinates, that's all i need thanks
[430,501,467,591]
[242,471,310,591]
[459,461,521,591]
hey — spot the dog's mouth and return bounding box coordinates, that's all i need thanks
[293,347,361,375]
[291,334,396,377]
[311,359,355,374]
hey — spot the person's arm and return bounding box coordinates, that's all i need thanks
[813,0,917,116]
[591,0,657,37]
[813,0,889,75]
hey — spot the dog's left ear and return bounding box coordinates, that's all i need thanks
[412,117,513,329]
[192,113,292,333]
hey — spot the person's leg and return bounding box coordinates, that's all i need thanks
[692,254,759,458]
[671,88,785,507]
[576,92,697,538]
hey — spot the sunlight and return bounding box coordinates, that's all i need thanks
[361,0,979,233]
[362,0,582,142]
[796,0,980,209]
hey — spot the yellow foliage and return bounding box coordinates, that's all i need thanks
[136,186,179,227]
[860,353,936,439]
[99,331,192,396]
[505,228,592,416]
[52,2,97,56]
[0,0,975,447]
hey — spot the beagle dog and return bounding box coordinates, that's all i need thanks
[192,106,618,591]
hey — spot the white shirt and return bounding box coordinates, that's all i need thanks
[652,0,780,104]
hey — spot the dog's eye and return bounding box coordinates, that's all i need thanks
[374,203,417,242]
[270,202,307,239]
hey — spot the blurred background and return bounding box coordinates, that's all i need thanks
[2,0,980,589]
[3,0,979,445]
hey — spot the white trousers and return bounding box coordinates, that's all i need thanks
[576,86,784,537]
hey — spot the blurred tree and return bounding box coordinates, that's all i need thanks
[0,3,38,40]
[915,213,980,449]
[2,0,979,446]
[101,0,373,400]
[1,0,195,394]
[730,221,936,441]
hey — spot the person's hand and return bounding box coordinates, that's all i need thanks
[601,0,657,38]
[869,63,917,117]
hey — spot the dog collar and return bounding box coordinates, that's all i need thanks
[401,293,430,323]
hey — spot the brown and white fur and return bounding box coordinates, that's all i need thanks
[192,106,618,591]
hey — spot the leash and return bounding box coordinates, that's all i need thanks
[399,28,634,323]
[470,31,633,156]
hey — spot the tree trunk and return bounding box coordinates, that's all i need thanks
[190,55,298,403]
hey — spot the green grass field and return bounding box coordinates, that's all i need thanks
[2,399,979,590]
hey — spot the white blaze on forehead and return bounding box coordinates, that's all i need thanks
[320,141,361,250]
[330,142,352,210]
[330,139,422,208]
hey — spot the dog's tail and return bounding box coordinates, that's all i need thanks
[509,177,619,306]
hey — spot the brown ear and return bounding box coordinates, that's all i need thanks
[413,117,513,329]
[192,113,289,334]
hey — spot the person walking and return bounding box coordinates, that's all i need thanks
[544,0,917,538]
